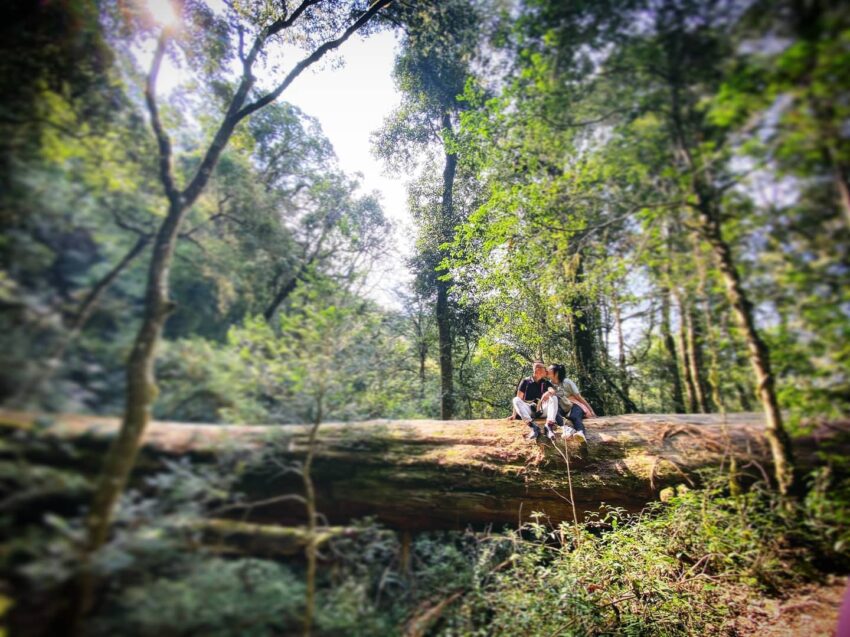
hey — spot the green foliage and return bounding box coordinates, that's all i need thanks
[154,282,435,423]
[3,413,848,637]
[436,473,850,636]
[94,559,305,637]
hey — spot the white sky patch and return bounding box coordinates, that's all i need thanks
[145,0,180,27]
[149,19,413,310]
[281,30,413,310]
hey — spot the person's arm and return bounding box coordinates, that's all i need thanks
[516,379,528,400]
[540,385,556,404]
[569,392,597,417]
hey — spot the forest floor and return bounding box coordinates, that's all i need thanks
[733,575,847,636]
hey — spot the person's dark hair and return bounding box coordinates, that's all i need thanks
[548,364,566,383]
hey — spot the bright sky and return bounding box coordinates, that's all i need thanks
[148,0,413,309]
[280,30,413,309]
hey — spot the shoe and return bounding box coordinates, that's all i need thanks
[573,430,587,443]
[544,423,556,440]
[525,423,541,440]
[561,426,576,440]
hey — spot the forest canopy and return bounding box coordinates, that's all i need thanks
[2,0,847,431]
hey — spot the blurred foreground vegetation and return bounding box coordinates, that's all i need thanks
[2,422,848,635]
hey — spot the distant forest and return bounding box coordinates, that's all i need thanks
[1,0,847,433]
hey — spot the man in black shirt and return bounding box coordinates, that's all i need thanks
[510,360,553,439]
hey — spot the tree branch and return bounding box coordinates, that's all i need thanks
[180,0,391,211]
[236,0,393,121]
[145,32,179,203]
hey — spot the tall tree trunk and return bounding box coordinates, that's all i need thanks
[684,302,710,413]
[695,243,719,411]
[659,284,686,413]
[85,198,189,552]
[612,294,631,408]
[830,150,850,228]
[571,257,604,414]
[664,25,795,493]
[418,342,427,400]
[698,212,795,494]
[437,113,457,420]
[264,275,300,322]
[673,287,698,413]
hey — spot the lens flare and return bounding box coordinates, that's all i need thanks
[145,0,179,27]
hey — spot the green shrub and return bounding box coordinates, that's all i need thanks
[91,558,304,637]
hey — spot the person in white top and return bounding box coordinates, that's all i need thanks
[539,363,596,442]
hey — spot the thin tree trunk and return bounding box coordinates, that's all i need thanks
[659,284,686,413]
[264,275,300,322]
[14,234,150,405]
[698,213,795,494]
[612,294,631,407]
[826,146,850,230]
[302,387,323,637]
[437,113,457,420]
[418,342,427,400]
[720,306,755,411]
[695,243,719,411]
[85,198,188,551]
[598,367,638,414]
[673,287,697,413]
[684,302,710,413]
[436,281,453,420]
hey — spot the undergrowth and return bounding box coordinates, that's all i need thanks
[2,444,847,636]
[432,470,850,636]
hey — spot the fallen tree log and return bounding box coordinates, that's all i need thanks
[1,410,847,531]
[187,519,353,557]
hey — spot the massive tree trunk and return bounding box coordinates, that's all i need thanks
[437,113,457,420]
[5,410,842,532]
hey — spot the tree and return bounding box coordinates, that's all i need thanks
[77,0,392,624]
[374,0,482,419]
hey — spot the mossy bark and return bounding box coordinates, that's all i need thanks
[3,410,845,532]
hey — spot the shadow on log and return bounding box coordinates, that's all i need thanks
[1,410,847,531]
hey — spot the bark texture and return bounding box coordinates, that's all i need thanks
[436,112,457,420]
[2,410,844,532]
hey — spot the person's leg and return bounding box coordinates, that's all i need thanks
[512,397,534,422]
[567,404,586,440]
[512,397,540,439]
[544,396,560,423]
[568,405,585,433]
[540,396,559,440]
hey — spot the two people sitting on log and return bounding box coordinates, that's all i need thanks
[514,363,597,442]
